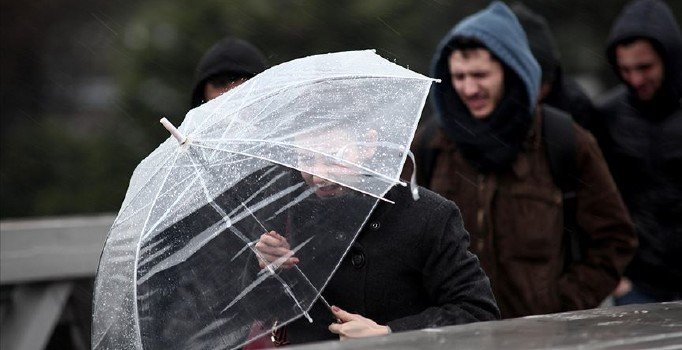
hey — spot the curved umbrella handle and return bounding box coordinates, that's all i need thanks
[160,118,187,145]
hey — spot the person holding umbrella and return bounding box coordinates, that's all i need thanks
[92,50,497,350]
[253,125,500,345]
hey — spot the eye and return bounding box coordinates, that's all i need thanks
[635,63,653,72]
[472,72,488,79]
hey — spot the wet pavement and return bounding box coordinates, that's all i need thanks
[288,302,682,349]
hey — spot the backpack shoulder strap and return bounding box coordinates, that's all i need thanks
[543,105,577,194]
[416,118,440,189]
[542,105,582,265]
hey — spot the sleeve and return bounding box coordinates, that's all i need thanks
[386,199,500,331]
[556,127,638,310]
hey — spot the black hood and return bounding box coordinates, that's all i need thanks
[606,0,682,103]
[510,2,561,85]
[191,37,267,108]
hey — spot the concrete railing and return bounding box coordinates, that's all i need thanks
[1,214,114,350]
[0,214,114,285]
[1,215,681,350]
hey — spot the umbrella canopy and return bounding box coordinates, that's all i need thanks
[92,50,436,350]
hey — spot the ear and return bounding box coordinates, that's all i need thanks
[360,129,379,159]
[539,82,552,102]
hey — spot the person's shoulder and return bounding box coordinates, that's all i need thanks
[571,118,599,152]
[389,185,458,215]
[413,116,454,151]
[595,85,628,113]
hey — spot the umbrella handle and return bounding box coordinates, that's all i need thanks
[404,149,420,201]
[160,118,187,144]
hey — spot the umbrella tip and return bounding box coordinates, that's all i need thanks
[160,118,187,145]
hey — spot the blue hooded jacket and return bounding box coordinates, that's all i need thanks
[432,1,541,113]
[429,1,542,172]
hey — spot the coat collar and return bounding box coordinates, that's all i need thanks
[430,107,543,180]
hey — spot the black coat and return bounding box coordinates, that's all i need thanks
[283,185,500,344]
[544,73,597,130]
[594,86,682,295]
[595,0,682,295]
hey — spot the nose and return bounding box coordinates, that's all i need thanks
[626,71,646,87]
[308,161,332,180]
[462,77,479,96]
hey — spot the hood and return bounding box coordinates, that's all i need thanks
[429,1,541,173]
[606,0,682,101]
[191,37,267,108]
[431,1,541,115]
[510,2,561,84]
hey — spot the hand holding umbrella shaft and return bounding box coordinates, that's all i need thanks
[255,231,299,269]
[328,306,390,340]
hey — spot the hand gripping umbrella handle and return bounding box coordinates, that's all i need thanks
[160,118,187,144]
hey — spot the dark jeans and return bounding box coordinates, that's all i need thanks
[614,282,682,306]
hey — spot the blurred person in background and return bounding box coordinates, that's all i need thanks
[594,0,682,304]
[411,2,637,318]
[190,37,267,108]
[510,2,597,131]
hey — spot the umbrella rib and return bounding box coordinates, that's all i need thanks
[199,138,408,186]
[209,85,279,164]
[202,87,251,164]
[137,175,307,285]
[220,237,315,312]
[118,166,200,230]
[239,194,336,317]
[192,71,262,146]
[138,169,203,241]
[189,142,396,204]
[132,148,184,349]
[184,154,320,322]
[135,218,234,286]
[198,138,398,183]
[224,171,292,219]
[190,74,435,138]
[183,150,319,321]
[112,145,180,226]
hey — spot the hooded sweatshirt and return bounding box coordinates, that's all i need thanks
[431,1,541,173]
[605,0,682,111]
[597,0,682,296]
[511,2,597,130]
[190,37,267,108]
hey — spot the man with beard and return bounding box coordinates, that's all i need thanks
[594,0,682,304]
[411,2,637,318]
[251,127,499,346]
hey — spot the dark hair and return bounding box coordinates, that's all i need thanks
[609,36,665,72]
[616,36,648,47]
[446,36,501,62]
[190,37,267,108]
[205,72,250,88]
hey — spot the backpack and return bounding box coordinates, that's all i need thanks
[417,105,585,267]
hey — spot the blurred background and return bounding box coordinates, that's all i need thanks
[1,0,680,349]
[3,0,680,220]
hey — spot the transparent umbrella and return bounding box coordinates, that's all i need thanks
[92,50,437,350]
